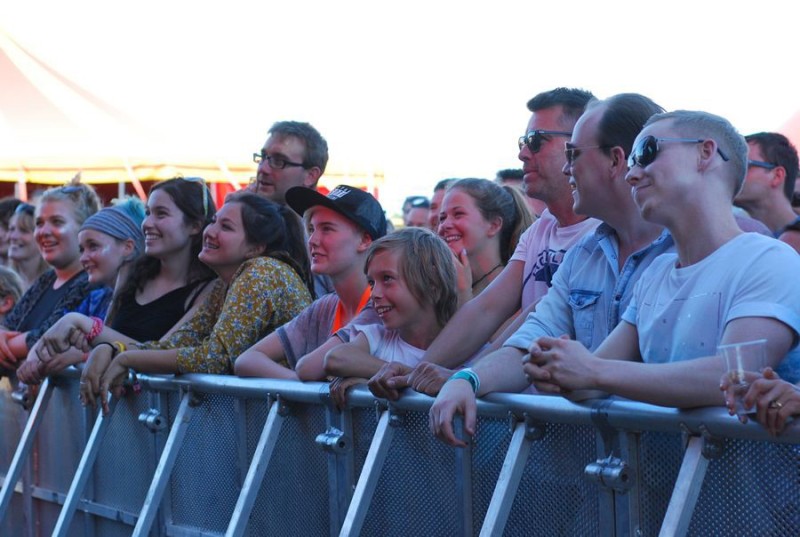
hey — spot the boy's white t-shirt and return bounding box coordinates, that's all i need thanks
[351,323,425,367]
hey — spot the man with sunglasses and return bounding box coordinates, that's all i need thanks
[518,110,800,410]
[370,88,600,400]
[429,93,675,444]
[250,120,329,205]
[734,132,800,253]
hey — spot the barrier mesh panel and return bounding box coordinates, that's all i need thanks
[91,393,159,514]
[503,423,599,536]
[471,416,513,530]
[0,378,26,535]
[168,393,243,533]
[637,431,683,536]
[361,410,460,537]
[688,439,800,536]
[246,400,331,536]
[351,407,379,478]
[36,381,86,493]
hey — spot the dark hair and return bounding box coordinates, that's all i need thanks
[108,178,217,320]
[434,178,457,192]
[745,132,799,200]
[268,121,329,175]
[365,227,457,328]
[447,178,533,264]
[0,197,22,230]
[591,93,665,159]
[225,191,315,298]
[526,88,596,129]
[496,168,524,181]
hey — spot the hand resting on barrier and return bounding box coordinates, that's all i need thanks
[329,376,369,410]
[720,366,800,436]
[428,378,476,447]
[79,344,115,409]
[367,361,414,400]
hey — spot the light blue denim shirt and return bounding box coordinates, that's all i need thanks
[505,223,674,352]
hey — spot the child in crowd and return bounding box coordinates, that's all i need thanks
[0,266,24,325]
[0,183,101,372]
[16,198,146,384]
[7,203,50,292]
[322,227,458,408]
[235,185,386,380]
[91,192,312,411]
[437,178,532,301]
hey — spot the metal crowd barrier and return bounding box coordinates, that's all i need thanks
[1,370,798,536]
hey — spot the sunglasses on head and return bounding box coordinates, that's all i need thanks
[182,176,210,218]
[518,130,573,154]
[628,136,730,169]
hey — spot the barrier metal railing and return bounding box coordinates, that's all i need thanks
[1,370,798,536]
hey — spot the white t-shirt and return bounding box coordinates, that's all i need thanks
[622,233,800,381]
[510,209,600,309]
[352,324,425,367]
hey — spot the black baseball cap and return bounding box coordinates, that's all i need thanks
[286,185,387,240]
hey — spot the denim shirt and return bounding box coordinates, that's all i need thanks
[505,223,674,352]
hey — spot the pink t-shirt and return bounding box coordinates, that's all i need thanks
[510,209,600,309]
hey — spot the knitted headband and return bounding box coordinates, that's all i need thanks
[80,205,145,257]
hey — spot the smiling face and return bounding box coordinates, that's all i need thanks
[142,189,199,260]
[306,205,370,278]
[78,229,132,286]
[8,212,39,263]
[34,200,82,270]
[199,201,260,282]
[437,187,499,256]
[562,105,610,218]
[367,249,426,336]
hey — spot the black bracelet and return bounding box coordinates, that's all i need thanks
[93,341,117,357]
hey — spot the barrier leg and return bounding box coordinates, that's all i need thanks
[132,391,198,537]
[659,435,709,537]
[479,420,534,536]
[225,399,285,537]
[51,394,118,536]
[0,378,53,523]
[338,410,394,537]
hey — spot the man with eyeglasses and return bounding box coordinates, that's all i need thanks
[250,121,329,205]
[514,110,800,410]
[429,93,675,444]
[369,88,600,400]
[734,132,800,253]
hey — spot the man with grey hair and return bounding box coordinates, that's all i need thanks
[518,110,800,408]
[250,121,329,205]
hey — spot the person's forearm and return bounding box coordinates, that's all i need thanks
[235,351,297,380]
[594,355,726,408]
[424,296,517,368]
[118,349,180,375]
[325,345,386,378]
[473,346,530,396]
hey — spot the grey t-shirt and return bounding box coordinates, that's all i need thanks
[277,294,380,368]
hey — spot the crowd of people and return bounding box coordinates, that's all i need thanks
[2,89,800,445]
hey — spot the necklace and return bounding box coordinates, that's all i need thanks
[471,262,503,290]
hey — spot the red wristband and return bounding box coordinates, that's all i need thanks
[87,317,104,343]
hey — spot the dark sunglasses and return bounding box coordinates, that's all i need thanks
[747,159,778,170]
[564,143,610,166]
[628,136,730,169]
[518,130,573,154]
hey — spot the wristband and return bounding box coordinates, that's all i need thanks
[87,317,104,343]
[111,341,127,355]
[448,368,480,394]
[93,341,116,358]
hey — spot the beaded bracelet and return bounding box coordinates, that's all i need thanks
[447,368,480,394]
[86,317,104,343]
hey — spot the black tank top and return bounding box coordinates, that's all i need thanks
[110,279,211,342]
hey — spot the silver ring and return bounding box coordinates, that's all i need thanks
[769,400,783,410]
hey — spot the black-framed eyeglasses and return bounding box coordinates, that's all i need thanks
[747,159,778,170]
[564,143,610,167]
[518,130,573,154]
[628,136,730,169]
[253,151,306,170]
[181,176,210,219]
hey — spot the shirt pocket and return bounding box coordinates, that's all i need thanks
[568,290,602,349]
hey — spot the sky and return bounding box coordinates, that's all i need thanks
[1,0,798,211]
